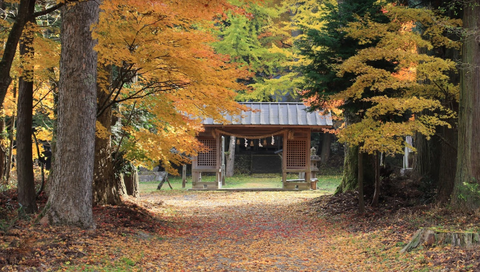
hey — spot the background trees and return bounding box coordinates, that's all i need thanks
[213,0,296,101]
[1,0,59,213]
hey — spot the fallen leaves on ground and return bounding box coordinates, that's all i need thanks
[1,189,479,271]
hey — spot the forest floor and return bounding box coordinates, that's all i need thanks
[1,182,480,271]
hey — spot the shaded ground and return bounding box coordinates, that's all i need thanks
[1,186,480,271]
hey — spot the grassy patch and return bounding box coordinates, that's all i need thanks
[139,174,342,194]
[139,176,186,193]
[316,175,343,194]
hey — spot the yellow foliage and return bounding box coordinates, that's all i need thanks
[32,142,44,160]
[333,3,460,154]
[3,85,17,117]
[96,121,110,140]
[35,127,53,142]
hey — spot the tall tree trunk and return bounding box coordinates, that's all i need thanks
[336,144,358,193]
[45,1,98,228]
[5,86,16,183]
[0,115,5,182]
[336,113,375,194]
[371,151,380,207]
[452,1,480,211]
[436,125,457,203]
[357,146,365,214]
[413,132,440,183]
[16,13,37,213]
[320,133,332,164]
[123,166,139,197]
[336,144,375,195]
[93,82,121,206]
[226,136,235,177]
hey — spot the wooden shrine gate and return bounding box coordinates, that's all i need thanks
[191,102,333,190]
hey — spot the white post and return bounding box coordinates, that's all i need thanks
[403,136,413,169]
[182,164,187,188]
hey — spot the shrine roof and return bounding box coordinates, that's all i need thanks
[202,102,333,127]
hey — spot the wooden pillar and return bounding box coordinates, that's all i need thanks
[282,131,287,187]
[305,129,312,183]
[215,131,221,189]
[182,164,187,188]
[218,135,225,188]
[192,156,199,187]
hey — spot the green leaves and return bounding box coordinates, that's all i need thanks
[213,1,297,101]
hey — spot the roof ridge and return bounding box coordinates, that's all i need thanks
[202,103,332,127]
[239,102,305,105]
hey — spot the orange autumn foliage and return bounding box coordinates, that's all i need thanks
[93,0,254,172]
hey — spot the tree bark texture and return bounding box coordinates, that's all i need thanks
[46,1,99,228]
[320,133,332,164]
[5,108,15,184]
[0,115,5,182]
[336,111,374,194]
[336,144,374,194]
[16,12,37,214]
[336,144,359,194]
[371,151,380,207]
[0,0,35,108]
[92,87,121,206]
[452,1,480,211]
[413,132,441,185]
[117,175,127,196]
[413,124,457,203]
[357,146,365,214]
[401,228,480,253]
[122,167,139,197]
[436,126,457,203]
[226,136,235,177]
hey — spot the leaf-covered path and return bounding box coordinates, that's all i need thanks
[3,189,479,271]
[140,191,329,271]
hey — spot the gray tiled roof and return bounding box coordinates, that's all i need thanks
[203,102,333,127]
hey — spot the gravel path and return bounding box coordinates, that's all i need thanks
[139,191,333,271]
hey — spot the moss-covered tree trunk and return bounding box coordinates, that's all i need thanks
[336,144,359,194]
[452,1,480,211]
[336,144,375,194]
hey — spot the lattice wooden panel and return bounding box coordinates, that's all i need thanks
[286,140,306,168]
[198,139,217,167]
